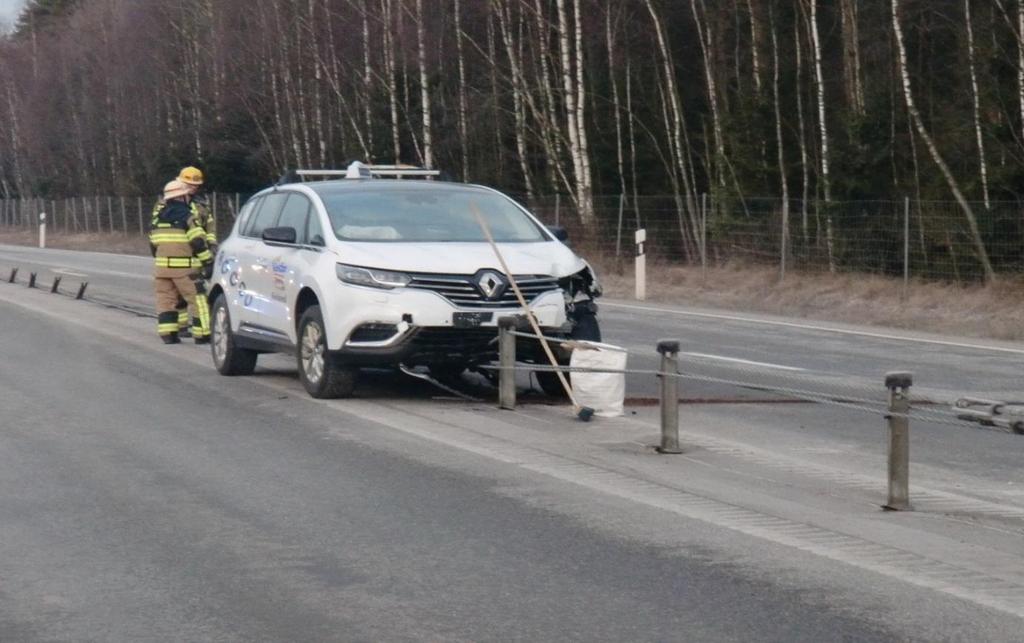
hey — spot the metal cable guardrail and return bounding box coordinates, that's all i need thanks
[496,328,988,429]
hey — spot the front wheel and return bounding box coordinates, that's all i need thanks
[297,305,357,399]
[211,294,258,375]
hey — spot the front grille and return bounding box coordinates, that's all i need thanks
[406,272,560,309]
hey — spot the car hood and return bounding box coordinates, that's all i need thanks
[332,241,587,277]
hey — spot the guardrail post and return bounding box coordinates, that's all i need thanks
[498,316,517,410]
[884,371,913,511]
[656,339,683,454]
[28,272,36,289]
[75,281,88,300]
[50,276,61,293]
[8,268,17,283]
[38,212,46,248]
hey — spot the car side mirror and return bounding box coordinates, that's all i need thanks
[547,225,569,242]
[262,226,297,244]
[309,234,325,247]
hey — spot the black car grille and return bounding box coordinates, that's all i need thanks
[405,273,560,309]
[407,327,500,363]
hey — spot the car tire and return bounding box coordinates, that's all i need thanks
[211,294,258,376]
[297,305,357,399]
[536,310,601,397]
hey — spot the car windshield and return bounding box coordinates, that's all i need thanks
[319,186,548,242]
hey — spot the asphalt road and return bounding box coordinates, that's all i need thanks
[2,244,1020,486]
[2,244,1024,641]
[0,293,908,642]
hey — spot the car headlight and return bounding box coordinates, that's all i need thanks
[336,263,412,289]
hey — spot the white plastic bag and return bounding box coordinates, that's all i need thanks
[569,341,628,418]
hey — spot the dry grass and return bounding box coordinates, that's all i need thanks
[596,258,1024,341]
[3,231,1021,341]
[0,230,150,256]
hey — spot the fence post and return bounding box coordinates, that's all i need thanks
[902,196,910,302]
[554,193,561,227]
[635,228,647,300]
[656,339,683,454]
[120,196,127,235]
[498,316,517,410]
[884,371,913,511]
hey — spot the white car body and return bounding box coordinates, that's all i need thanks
[208,176,600,386]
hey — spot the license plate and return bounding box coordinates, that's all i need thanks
[453,312,494,328]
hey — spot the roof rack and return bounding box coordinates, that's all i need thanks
[295,161,441,181]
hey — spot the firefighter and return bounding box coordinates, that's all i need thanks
[150,180,214,345]
[151,166,217,337]
[177,166,217,253]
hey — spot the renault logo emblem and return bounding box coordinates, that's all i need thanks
[475,270,507,300]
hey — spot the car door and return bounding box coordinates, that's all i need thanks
[260,192,318,336]
[243,192,289,329]
[221,196,265,328]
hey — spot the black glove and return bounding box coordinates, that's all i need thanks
[201,263,214,280]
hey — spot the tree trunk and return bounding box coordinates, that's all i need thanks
[807,0,834,271]
[770,2,789,274]
[497,1,535,198]
[572,0,594,221]
[415,0,433,169]
[892,0,995,282]
[453,0,469,180]
[606,7,627,200]
[361,0,375,160]
[840,0,865,116]
[690,0,726,187]
[747,0,762,94]
[964,0,990,210]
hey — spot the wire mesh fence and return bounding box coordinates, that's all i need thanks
[524,194,1024,284]
[2,192,1022,285]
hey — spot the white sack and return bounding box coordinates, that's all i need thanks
[569,341,627,418]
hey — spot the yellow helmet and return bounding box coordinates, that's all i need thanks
[177,166,204,186]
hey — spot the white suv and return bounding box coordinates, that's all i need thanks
[208,163,602,398]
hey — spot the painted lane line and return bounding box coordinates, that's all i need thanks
[53,268,88,278]
[681,352,805,372]
[603,301,1024,356]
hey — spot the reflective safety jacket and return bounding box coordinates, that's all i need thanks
[151,198,217,254]
[149,200,213,277]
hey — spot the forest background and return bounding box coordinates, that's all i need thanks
[3,0,1024,287]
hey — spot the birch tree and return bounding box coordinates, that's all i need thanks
[892,0,994,282]
[963,0,990,209]
[415,0,433,169]
[555,0,593,225]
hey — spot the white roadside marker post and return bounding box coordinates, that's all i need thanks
[38,211,46,249]
[635,228,647,301]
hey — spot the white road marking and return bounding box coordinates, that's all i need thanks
[604,301,1024,356]
[681,352,805,371]
[53,268,88,277]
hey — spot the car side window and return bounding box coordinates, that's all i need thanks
[246,192,288,239]
[306,208,326,247]
[235,197,261,236]
[276,194,312,245]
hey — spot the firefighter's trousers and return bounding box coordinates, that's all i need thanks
[174,279,210,338]
[154,272,210,339]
